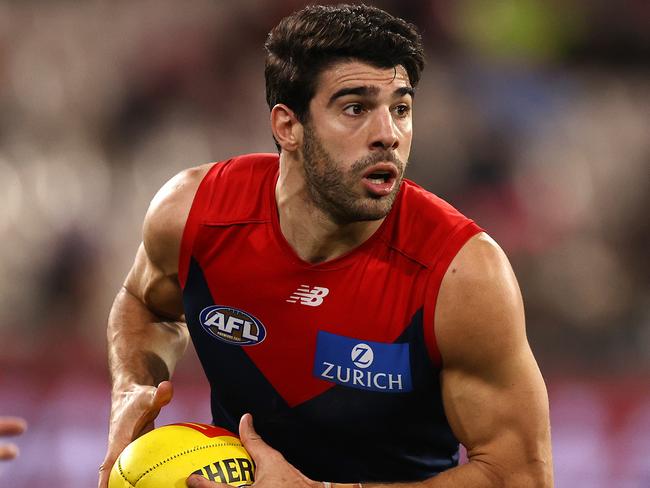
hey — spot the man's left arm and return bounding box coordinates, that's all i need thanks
[187,233,553,488]
[419,232,553,487]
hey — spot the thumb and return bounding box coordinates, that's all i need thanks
[152,381,173,408]
[186,474,230,488]
[238,413,274,462]
[134,381,174,438]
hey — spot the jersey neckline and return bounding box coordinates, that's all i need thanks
[267,163,400,271]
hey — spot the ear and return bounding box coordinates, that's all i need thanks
[270,104,303,152]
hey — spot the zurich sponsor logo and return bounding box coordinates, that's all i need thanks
[199,306,266,346]
[351,343,373,368]
[313,331,412,393]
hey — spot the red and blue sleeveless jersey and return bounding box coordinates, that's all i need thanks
[178,153,482,482]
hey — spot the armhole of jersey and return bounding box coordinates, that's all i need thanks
[178,163,221,289]
[423,221,483,367]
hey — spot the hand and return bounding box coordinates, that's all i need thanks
[98,380,173,488]
[186,413,320,488]
[0,417,27,460]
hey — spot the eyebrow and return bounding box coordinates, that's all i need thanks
[327,85,415,107]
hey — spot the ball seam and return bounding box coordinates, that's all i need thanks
[117,457,136,487]
[134,441,244,485]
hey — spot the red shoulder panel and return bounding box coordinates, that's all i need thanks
[423,221,483,367]
[178,153,279,289]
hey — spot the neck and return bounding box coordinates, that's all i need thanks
[275,152,384,264]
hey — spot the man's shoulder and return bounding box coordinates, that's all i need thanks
[387,179,482,269]
[209,152,279,178]
[399,179,468,221]
[141,162,216,274]
[191,153,279,223]
[146,163,215,230]
[147,152,278,228]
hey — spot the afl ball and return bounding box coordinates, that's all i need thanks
[108,422,254,487]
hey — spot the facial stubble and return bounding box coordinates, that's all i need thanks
[301,124,406,224]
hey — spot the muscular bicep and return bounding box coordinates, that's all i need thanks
[122,163,213,320]
[440,343,550,480]
[435,233,552,486]
[123,242,184,320]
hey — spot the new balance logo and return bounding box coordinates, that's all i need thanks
[286,286,329,307]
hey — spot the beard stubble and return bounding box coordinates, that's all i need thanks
[301,124,406,224]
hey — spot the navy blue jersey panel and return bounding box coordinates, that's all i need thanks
[257,309,459,482]
[183,257,289,431]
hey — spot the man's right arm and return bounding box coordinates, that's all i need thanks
[98,164,213,488]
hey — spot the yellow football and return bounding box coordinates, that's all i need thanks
[108,422,254,487]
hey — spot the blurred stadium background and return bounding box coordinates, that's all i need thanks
[0,0,648,485]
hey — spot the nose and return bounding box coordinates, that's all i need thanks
[369,107,399,151]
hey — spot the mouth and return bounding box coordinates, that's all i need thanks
[361,163,399,196]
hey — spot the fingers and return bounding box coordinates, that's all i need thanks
[98,459,113,488]
[0,443,19,460]
[186,474,230,488]
[0,417,26,462]
[0,417,27,437]
[98,438,125,488]
[99,382,173,487]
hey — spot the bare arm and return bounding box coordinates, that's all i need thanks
[107,239,188,404]
[99,164,212,487]
[361,234,552,487]
[370,233,552,487]
[332,234,552,487]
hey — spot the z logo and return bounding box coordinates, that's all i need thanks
[351,343,374,369]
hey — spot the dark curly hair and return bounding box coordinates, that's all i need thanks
[265,4,425,125]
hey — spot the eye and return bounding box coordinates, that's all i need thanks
[343,103,364,116]
[394,104,411,118]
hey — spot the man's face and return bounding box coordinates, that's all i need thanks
[300,60,413,223]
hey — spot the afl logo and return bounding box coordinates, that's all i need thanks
[351,343,374,369]
[199,306,266,346]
